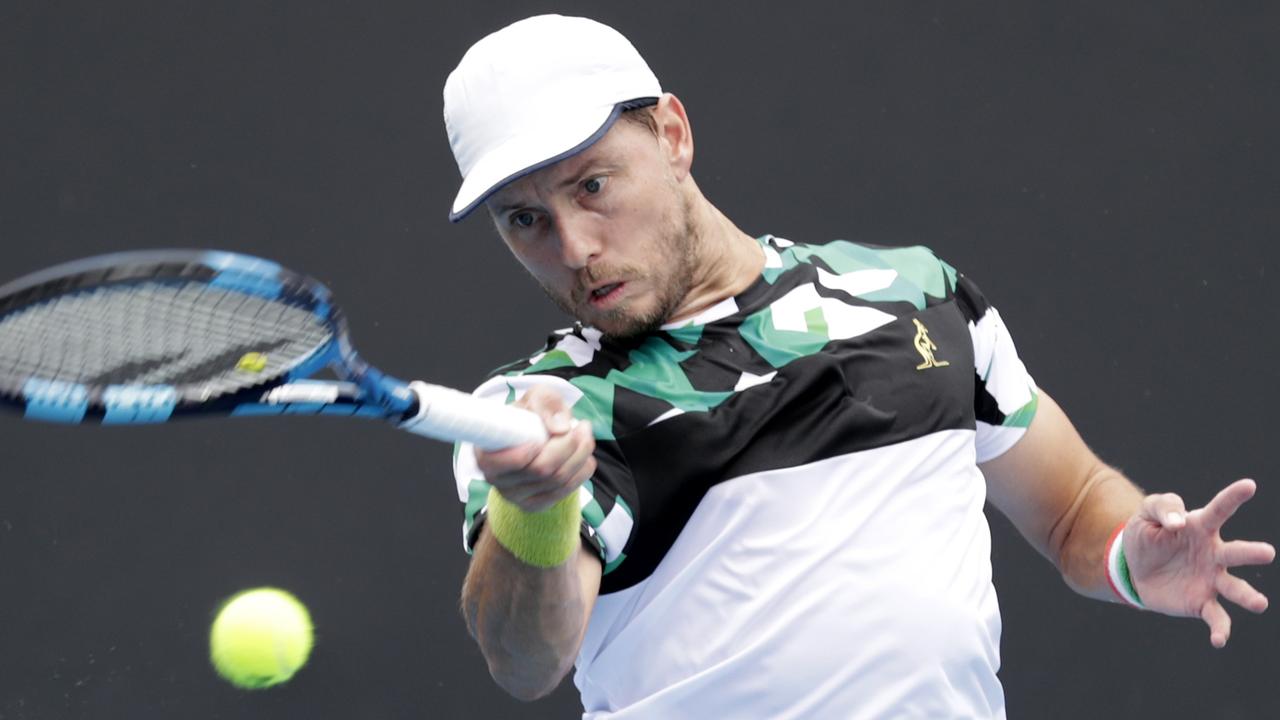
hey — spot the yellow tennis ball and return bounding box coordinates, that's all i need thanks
[235,352,269,373]
[209,587,313,689]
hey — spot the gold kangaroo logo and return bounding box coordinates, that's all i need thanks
[913,318,950,370]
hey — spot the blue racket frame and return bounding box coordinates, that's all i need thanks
[0,250,418,426]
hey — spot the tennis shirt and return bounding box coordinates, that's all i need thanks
[453,235,1039,719]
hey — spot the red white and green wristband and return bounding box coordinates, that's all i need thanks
[1105,523,1145,609]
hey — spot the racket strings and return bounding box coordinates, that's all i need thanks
[0,286,315,390]
[0,281,330,397]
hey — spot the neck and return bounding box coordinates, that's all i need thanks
[668,186,763,323]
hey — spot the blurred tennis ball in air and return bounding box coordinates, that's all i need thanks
[209,587,313,689]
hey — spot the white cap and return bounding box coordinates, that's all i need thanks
[443,15,662,222]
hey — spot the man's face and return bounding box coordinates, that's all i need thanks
[486,116,698,339]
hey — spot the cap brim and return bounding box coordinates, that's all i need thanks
[449,102,624,223]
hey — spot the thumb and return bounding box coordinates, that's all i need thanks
[1138,492,1188,530]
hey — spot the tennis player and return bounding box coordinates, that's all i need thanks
[442,15,1274,718]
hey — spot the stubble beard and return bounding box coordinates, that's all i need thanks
[542,194,699,341]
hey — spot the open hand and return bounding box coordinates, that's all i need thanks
[1125,478,1275,647]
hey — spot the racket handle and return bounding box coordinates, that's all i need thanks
[399,381,548,450]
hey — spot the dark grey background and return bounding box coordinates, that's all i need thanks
[1,1,1276,718]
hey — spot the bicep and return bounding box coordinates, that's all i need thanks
[979,390,1107,562]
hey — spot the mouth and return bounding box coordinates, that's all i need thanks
[587,281,626,307]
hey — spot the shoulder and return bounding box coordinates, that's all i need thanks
[773,236,954,282]
[761,235,960,310]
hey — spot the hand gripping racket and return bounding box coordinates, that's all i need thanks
[0,250,547,450]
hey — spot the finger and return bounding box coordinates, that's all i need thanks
[1139,492,1188,529]
[1200,599,1232,648]
[474,441,540,475]
[1199,478,1257,533]
[474,441,540,478]
[563,420,596,476]
[1216,572,1270,614]
[517,385,574,434]
[1217,540,1277,568]
[488,465,575,508]
[516,432,597,512]
[523,426,590,483]
[483,421,594,507]
[548,422,597,494]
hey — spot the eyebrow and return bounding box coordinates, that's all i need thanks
[491,159,621,216]
[491,200,524,216]
[558,160,616,190]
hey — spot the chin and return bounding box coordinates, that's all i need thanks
[596,313,667,340]
[572,294,674,339]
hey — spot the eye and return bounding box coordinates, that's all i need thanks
[582,176,607,194]
[510,211,537,228]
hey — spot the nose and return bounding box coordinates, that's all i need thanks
[552,213,602,269]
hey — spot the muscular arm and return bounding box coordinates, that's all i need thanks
[456,384,603,700]
[981,389,1273,644]
[980,389,1145,600]
[461,532,602,701]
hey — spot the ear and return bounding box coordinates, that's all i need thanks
[653,93,694,181]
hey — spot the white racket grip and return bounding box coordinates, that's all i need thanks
[399,380,548,450]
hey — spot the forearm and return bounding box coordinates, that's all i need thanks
[982,391,1147,602]
[985,391,1274,643]
[1051,462,1145,601]
[460,527,598,701]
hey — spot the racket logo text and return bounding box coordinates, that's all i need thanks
[102,385,178,424]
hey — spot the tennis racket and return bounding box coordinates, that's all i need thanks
[0,249,546,450]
